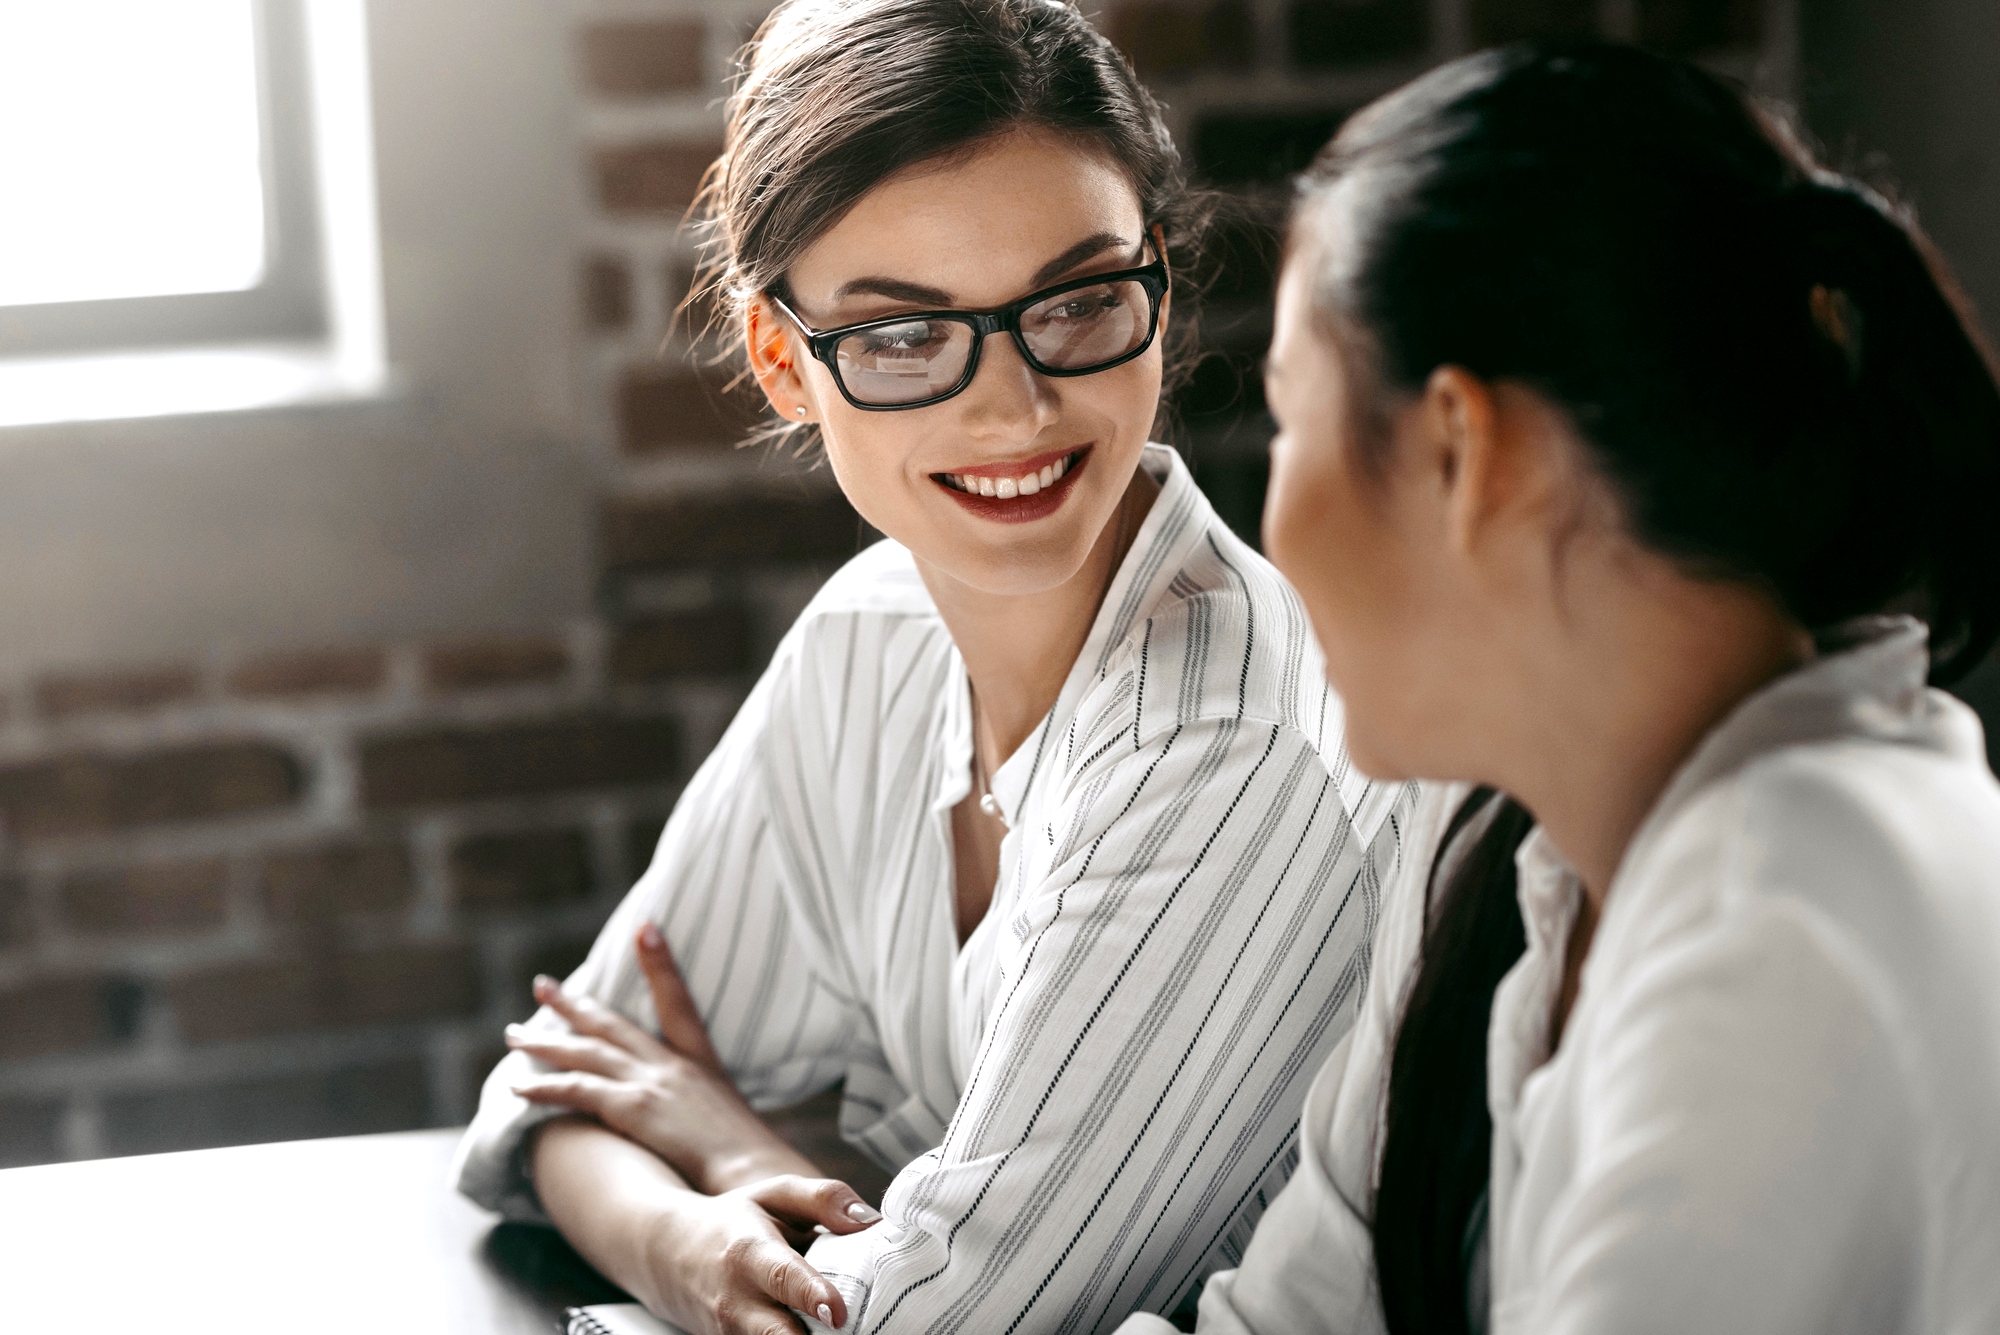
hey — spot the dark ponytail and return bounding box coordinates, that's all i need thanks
[1763,177,2000,679]
[1293,42,2000,1335]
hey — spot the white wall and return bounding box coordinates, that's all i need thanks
[0,0,593,676]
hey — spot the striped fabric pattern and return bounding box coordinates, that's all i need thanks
[453,445,1413,1332]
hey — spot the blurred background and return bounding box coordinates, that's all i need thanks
[0,0,1992,1169]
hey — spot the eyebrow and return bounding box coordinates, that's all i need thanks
[828,231,1137,308]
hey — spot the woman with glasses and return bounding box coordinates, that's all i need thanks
[453,1,1408,1331]
[1121,42,2000,1335]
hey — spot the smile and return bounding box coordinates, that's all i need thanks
[930,446,1091,524]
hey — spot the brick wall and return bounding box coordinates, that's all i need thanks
[0,0,1807,1169]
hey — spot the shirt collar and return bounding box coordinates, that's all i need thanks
[935,444,1211,822]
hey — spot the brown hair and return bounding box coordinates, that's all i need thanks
[685,0,1210,451]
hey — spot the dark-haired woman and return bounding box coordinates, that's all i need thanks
[454,1,1407,1331]
[1121,40,2000,1335]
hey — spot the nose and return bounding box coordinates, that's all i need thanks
[956,328,1059,439]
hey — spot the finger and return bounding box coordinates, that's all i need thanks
[636,923,729,1077]
[531,974,671,1061]
[509,1071,620,1116]
[727,1234,845,1332]
[748,1174,883,1235]
[504,1025,637,1080]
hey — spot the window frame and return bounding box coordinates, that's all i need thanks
[0,0,329,361]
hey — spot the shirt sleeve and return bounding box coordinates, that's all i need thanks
[1516,896,1921,1335]
[1166,782,1461,1335]
[451,657,863,1222]
[806,717,1405,1334]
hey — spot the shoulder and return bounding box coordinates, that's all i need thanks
[1089,517,1331,755]
[766,537,950,674]
[791,535,939,626]
[1595,723,2000,1075]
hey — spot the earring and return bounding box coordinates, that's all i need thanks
[795,406,808,418]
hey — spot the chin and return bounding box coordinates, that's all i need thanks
[939,527,1101,597]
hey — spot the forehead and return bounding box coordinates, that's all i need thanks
[786,128,1146,311]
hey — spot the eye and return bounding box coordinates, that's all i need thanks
[854,320,947,354]
[1042,290,1123,322]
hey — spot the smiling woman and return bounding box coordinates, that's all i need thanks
[452,3,1410,1333]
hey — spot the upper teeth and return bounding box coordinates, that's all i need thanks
[952,455,1067,496]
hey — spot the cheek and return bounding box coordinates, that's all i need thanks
[1265,429,1427,771]
[817,414,920,537]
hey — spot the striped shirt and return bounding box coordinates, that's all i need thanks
[454,444,1412,1332]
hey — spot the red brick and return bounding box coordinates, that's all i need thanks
[618,364,764,454]
[167,941,480,1042]
[423,635,571,692]
[602,491,866,574]
[262,843,411,922]
[583,253,632,331]
[101,1055,431,1157]
[611,606,753,683]
[581,19,706,98]
[1288,0,1428,65]
[1636,0,1761,52]
[451,828,593,912]
[35,664,198,719]
[61,859,228,936]
[0,973,144,1060]
[1468,0,1598,44]
[594,141,721,217]
[359,713,680,810]
[0,742,303,843]
[1103,0,1253,79]
[228,646,386,700]
[0,1095,65,1168]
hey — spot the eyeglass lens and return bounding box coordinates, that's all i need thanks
[831,276,1154,407]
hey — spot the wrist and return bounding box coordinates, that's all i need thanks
[700,1140,820,1195]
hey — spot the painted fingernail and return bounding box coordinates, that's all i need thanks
[817,1303,834,1326]
[846,1201,882,1224]
[533,975,557,996]
[640,922,664,950]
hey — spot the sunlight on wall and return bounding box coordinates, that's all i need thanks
[0,0,266,308]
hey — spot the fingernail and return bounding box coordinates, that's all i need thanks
[639,922,664,950]
[846,1201,882,1224]
[533,975,556,996]
[816,1303,832,1325]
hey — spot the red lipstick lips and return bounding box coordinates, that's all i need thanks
[931,446,1091,524]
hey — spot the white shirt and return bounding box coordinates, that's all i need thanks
[454,445,1414,1332]
[1124,615,2000,1335]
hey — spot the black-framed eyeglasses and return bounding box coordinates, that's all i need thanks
[766,241,1169,411]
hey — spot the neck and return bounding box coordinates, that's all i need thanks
[1488,577,1812,907]
[918,464,1160,768]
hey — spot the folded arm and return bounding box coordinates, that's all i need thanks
[809,719,1393,1332]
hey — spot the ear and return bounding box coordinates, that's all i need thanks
[1151,223,1172,333]
[1419,365,1502,555]
[745,296,817,423]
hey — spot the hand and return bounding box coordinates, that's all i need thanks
[646,1172,877,1335]
[534,1117,877,1335]
[510,924,822,1194]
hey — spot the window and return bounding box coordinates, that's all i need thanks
[0,0,384,426]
